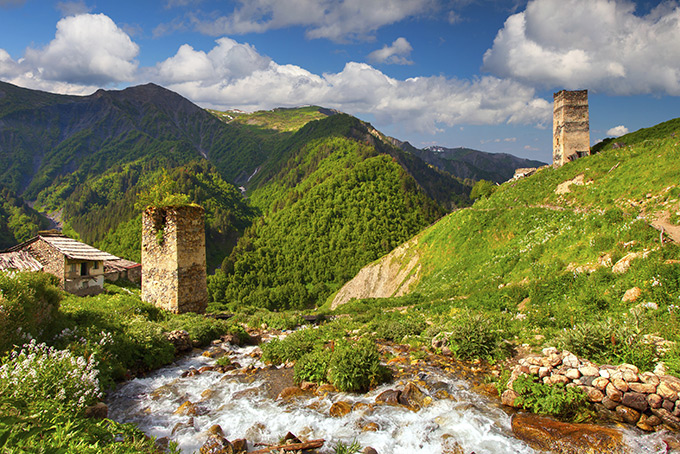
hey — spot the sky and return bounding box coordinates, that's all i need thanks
[0,0,679,162]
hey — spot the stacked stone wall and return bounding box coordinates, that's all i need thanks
[141,205,207,314]
[25,240,65,287]
[502,348,680,432]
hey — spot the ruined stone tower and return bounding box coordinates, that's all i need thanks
[141,205,207,314]
[553,90,590,167]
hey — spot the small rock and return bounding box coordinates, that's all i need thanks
[277,387,308,401]
[592,377,609,391]
[628,382,657,394]
[648,393,663,409]
[657,382,679,401]
[550,374,570,385]
[621,287,642,303]
[615,405,641,424]
[199,435,234,454]
[601,396,619,410]
[501,389,520,407]
[538,367,550,378]
[622,392,649,412]
[583,386,604,403]
[376,389,401,405]
[329,401,353,417]
[231,439,247,453]
[565,369,581,380]
[165,329,193,353]
[606,383,623,402]
[579,365,599,377]
[399,383,427,411]
[612,378,629,393]
[562,354,580,368]
[362,448,378,454]
[84,402,108,419]
[640,372,661,386]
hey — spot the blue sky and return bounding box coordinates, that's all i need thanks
[1,0,679,162]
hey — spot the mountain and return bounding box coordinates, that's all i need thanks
[392,140,547,183]
[328,117,680,366]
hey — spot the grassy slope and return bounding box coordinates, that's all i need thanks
[331,118,680,368]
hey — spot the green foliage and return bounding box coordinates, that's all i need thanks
[470,179,497,200]
[0,272,62,354]
[431,312,512,361]
[369,313,428,342]
[134,168,192,210]
[327,338,390,393]
[512,375,588,420]
[294,348,332,384]
[555,314,657,372]
[333,439,362,454]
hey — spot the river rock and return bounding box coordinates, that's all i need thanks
[651,407,680,430]
[231,439,247,453]
[657,382,679,401]
[362,448,378,454]
[329,401,353,417]
[606,383,623,402]
[579,365,599,377]
[601,396,619,410]
[565,369,581,380]
[621,392,648,412]
[562,354,580,369]
[611,378,629,393]
[399,383,427,411]
[583,386,604,403]
[174,401,199,416]
[511,413,625,454]
[200,434,234,454]
[376,389,401,405]
[647,393,663,408]
[640,372,661,386]
[501,389,520,407]
[628,382,656,394]
[615,405,641,424]
[277,386,309,401]
[84,402,108,419]
[592,377,609,391]
[220,333,241,346]
[315,384,337,396]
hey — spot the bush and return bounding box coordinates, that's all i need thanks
[0,272,62,354]
[0,340,101,413]
[327,338,390,392]
[512,375,588,420]
[294,348,332,384]
[371,314,427,342]
[433,313,511,361]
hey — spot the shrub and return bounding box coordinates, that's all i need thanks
[294,348,332,384]
[371,314,427,342]
[327,338,390,392]
[512,375,588,420]
[0,272,62,354]
[433,313,511,361]
[0,340,101,413]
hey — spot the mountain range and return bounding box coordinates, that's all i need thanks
[0,80,546,308]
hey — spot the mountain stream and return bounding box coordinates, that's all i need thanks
[107,333,670,454]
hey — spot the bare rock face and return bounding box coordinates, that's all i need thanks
[511,413,626,454]
[330,238,421,309]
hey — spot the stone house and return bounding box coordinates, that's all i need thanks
[2,231,120,296]
[103,258,142,284]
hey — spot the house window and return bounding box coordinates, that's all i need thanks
[70,264,77,273]
[80,263,88,276]
[92,261,99,270]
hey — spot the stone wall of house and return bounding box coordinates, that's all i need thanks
[553,90,590,167]
[25,240,65,286]
[141,205,207,314]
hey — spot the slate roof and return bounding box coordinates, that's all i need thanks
[0,250,43,272]
[104,258,141,273]
[6,231,120,261]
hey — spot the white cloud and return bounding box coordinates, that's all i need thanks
[483,0,680,95]
[606,125,629,136]
[367,37,414,65]
[22,14,139,86]
[151,39,552,134]
[188,0,437,42]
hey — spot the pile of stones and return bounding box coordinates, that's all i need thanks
[501,347,680,432]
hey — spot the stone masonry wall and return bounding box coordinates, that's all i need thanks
[25,240,65,287]
[141,205,207,314]
[553,90,590,167]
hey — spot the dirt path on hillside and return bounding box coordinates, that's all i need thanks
[650,211,680,243]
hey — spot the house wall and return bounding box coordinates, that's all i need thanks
[141,205,207,314]
[24,240,65,284]
[553,90,590,167]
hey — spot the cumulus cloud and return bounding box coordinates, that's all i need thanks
[187,0,437,42]
[483,0,680,95]
[150,38,552,134]
[22,14,139,85]
[606,125,629,137]
[367,37,414,65]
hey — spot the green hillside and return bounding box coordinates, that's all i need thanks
[331,118,680,370]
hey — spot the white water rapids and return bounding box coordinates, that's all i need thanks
[107,338,669,454]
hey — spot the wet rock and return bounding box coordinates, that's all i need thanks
[615,405,640,424]
[245,422,267,444]
[511,413,626,454]
[199,434,234,454]
[315,384,337,396]
[174,401,200,416]
[362,448,378,454]
[199,366,216,374]
[84,402,108,419]
[583,386,604,403]
[362,422,380,432]
[166,329,193,353]
[375,389,401,405]
[232,439,247,453]
[220,333,241,346]
[277,386,309,401]
[329,401,353,417]
[207,425,224,436]
[172,417,195,435]
[352,402,374,415]
[601,396,619,411]
[399,383,427,411]
[282,432,302,444]
[202,347,227,359]
[651,407,680,430]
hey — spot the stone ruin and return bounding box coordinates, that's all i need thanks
[141,205,208,314]
[553,89,590,167]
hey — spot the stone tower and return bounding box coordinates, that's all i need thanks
[553,90,590,167]
[141,205,208,314]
